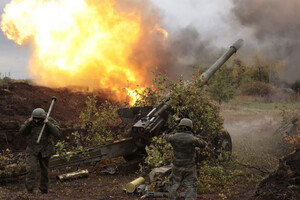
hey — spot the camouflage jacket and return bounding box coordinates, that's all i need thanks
[166,131,206,167]
[19,117,61,157]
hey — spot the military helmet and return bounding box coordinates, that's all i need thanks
[32,108,46,119]
[178,118,193,129]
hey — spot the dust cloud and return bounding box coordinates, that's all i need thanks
[222,108,290,170]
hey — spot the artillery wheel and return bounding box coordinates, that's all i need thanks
[220,131,232,152]
[213,130,232,158]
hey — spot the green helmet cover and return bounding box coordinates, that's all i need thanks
[178,118,193,129]
[32,108,46,119]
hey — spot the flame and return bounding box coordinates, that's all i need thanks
[1,0,167,104]
[126,88,144,106]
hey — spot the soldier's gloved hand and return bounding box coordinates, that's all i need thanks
[43,118,48,124]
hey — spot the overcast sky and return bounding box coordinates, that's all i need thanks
[0,0,30,78]
[0,0,239,79]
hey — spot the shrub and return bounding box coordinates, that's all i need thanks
[56,96,124,153]
[140,73,224,171]
[0,149,25,179]
[208,67,235,104]
[240,81,272,96]
[142,135,173,171]
[79,96,123,146]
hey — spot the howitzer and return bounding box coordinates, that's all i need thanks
[120,39,244,158]
[48,39,243,169]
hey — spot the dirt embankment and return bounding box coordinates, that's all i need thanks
[252,148,300,200]
[0,82,105,151]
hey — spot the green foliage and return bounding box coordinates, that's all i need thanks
[251,57,270,82]
[55,95,123,159]
[0,77,12,85]
[197,152,267,198]
[0,76,13,85]
[167,76,223,139]
[79,96,122,146]
[0,149,25,179]
[142,135,173,171]
[231,58,248,88]
[277,105,299,126]
[133,72,170,107]
[0,149,14,170]
[231,57,271,85]
[55,141,69,156]
[240,81,272,96]
[140,72,224,171]
[277,105,300,150]
[230,57,282,96]
[208,67,235,104]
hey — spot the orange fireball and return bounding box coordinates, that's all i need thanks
[1,0,168,104]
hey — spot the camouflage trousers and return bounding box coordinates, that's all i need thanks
[25,152,50,193]
[168,164,197,200]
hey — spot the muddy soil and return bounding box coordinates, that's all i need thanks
[0,166,257,200]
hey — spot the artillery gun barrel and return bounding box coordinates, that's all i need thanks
[200,39,244,86]
[160,39,243,100]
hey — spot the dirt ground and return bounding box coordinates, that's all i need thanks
[0,82,299,199]
[0,167,257,200]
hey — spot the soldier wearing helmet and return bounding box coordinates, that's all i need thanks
[166,118,206,200]
[19,108,60,194]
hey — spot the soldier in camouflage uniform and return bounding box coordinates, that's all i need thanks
[166,118,206,200]
[19,108,60,194]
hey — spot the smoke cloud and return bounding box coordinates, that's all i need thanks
[99,0,218,82]
[232,0,300,84]
[162,26,216,80]
[116,0,216,80]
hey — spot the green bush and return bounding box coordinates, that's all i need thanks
[196,155,265,198]
[79,96,123,146]
[56,96,124,153]
[0,149,25,179]
[0,76,12,85]
[142,135,173,171]
[133,72,170,107]
[167,76,223,139]
[140,73,223,171]
[208,67,235,104]
[240,81,272,96]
